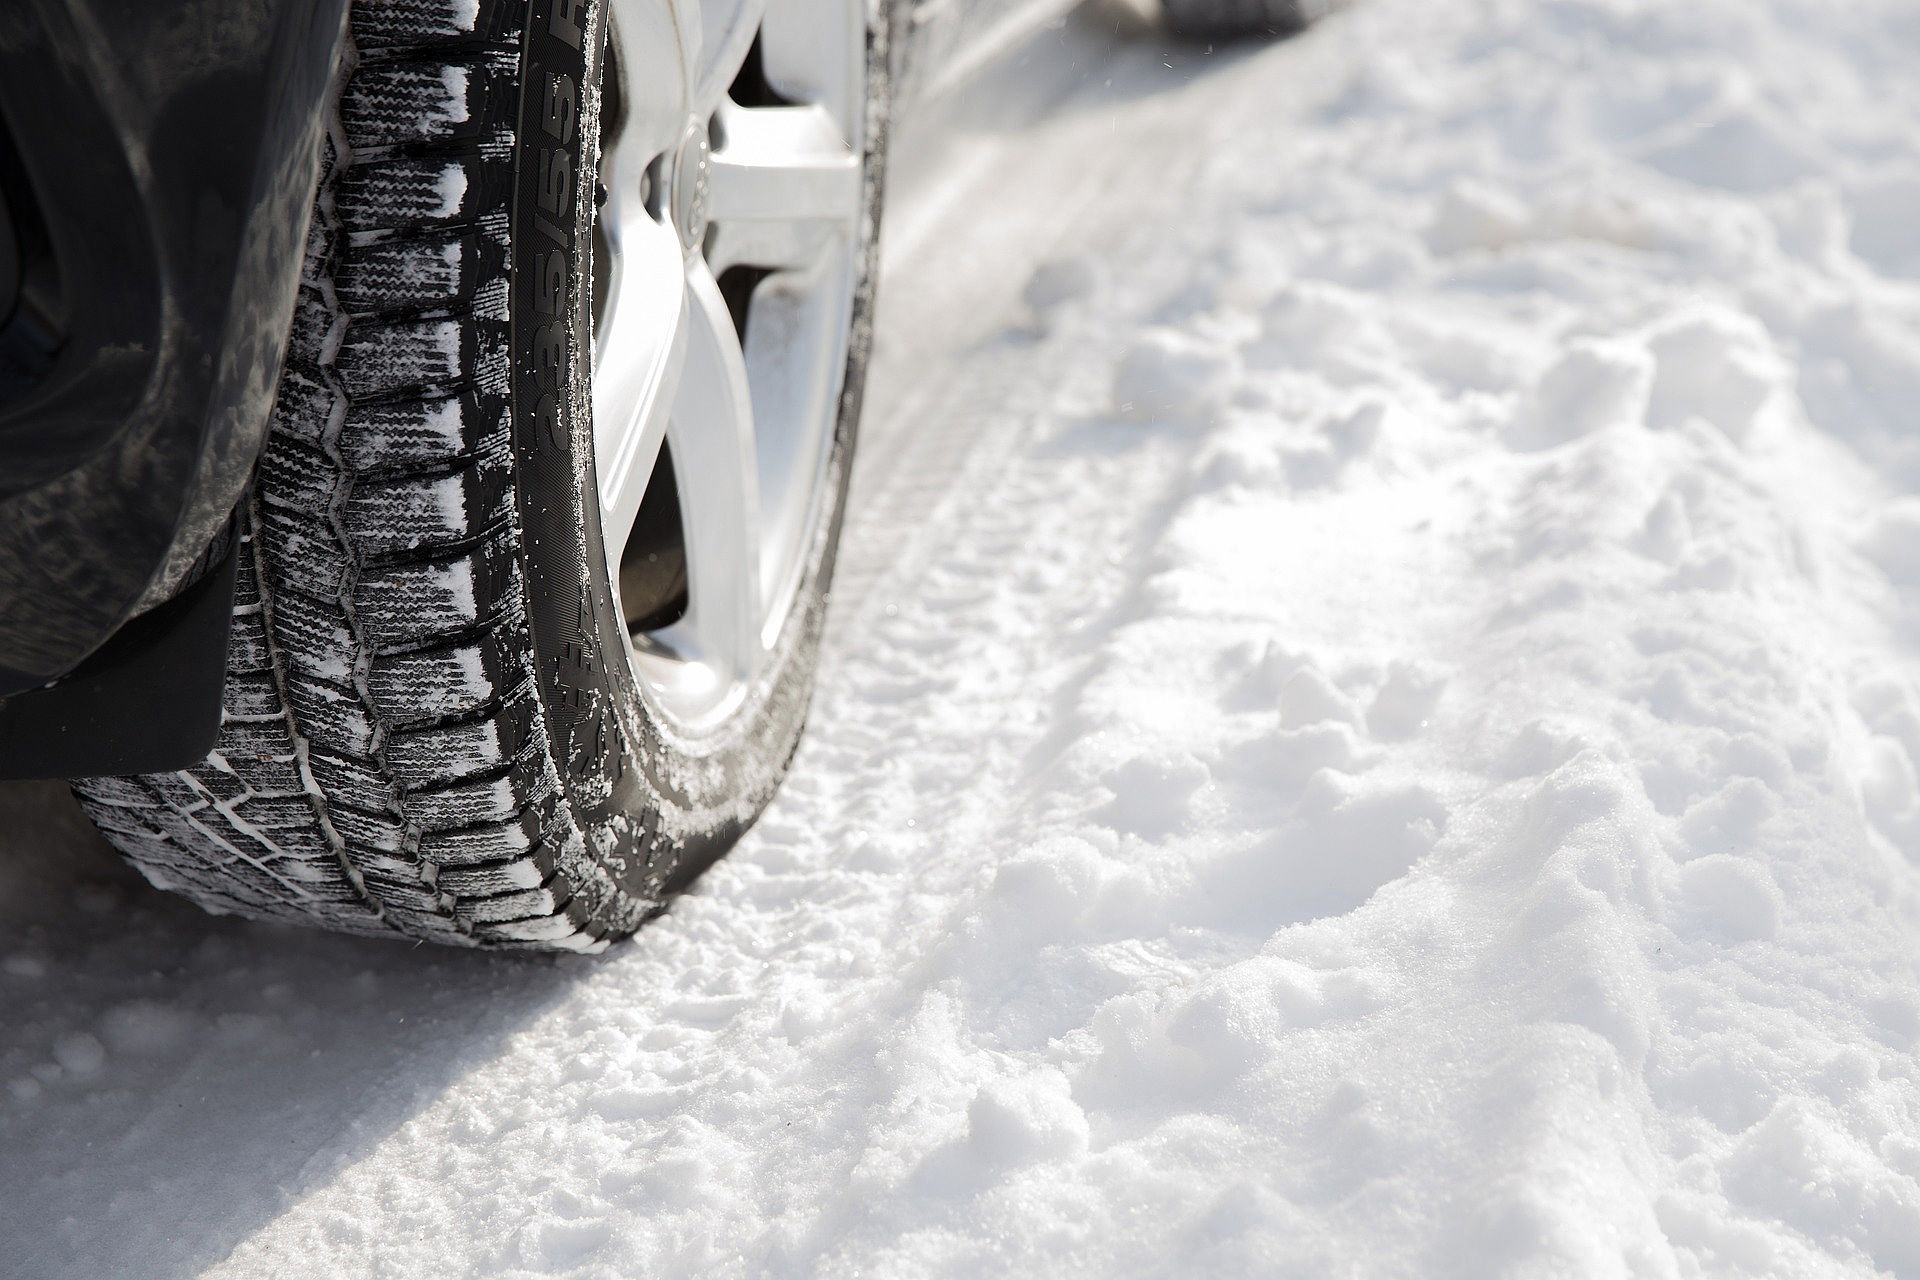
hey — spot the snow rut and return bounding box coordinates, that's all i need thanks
[7,0,1920,1275]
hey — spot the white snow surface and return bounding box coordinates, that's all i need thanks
[6,0,1920,1275]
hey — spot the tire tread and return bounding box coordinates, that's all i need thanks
[72,0,621,952]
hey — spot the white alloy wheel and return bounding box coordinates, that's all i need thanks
[593,0,869,734]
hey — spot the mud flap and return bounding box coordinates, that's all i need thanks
[0,538,238,779]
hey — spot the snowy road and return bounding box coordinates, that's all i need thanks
[7,0,1920,1274]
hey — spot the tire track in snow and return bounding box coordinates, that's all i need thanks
[11,1,1920,1276]
[195,27,1362,1278]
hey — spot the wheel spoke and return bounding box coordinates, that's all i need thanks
[692,0,769,111]
[660,262,761,679]
[704,102,862,275]
[593,212,687,567]
[607,0,700,157]
[594,0,866,731]
[756,0,863,137]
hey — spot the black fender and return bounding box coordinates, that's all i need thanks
[0,0,350,696]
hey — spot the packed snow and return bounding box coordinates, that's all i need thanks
[5,0,1920,1274]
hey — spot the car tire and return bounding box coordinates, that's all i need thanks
[70,0,891,951]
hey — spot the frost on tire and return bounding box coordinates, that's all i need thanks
[71,1,619,951]
[70,0,888,952]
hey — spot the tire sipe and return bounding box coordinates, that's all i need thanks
[71,0,891,951]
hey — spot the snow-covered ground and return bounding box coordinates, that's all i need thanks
[6,0,1920,1273]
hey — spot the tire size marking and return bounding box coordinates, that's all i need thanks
[550,0,585,48]
[530,65,578,455]
[518,0,642,810]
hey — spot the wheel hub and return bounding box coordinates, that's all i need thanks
[668,118,712,257]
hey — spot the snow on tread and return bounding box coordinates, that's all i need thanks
[351,0,493,48]
[33,2,1919,1275]
[340,60,503,151]
[338,389,505,471]
[335,155,501,230]
[335,231,496,314]
[68,0,609,951]
[335,315,478,399]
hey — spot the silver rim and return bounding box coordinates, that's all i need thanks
[593,0,867,734]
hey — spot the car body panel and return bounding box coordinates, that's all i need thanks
[0,0,350,696]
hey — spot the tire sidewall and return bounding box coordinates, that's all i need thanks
[510,0,891,899]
